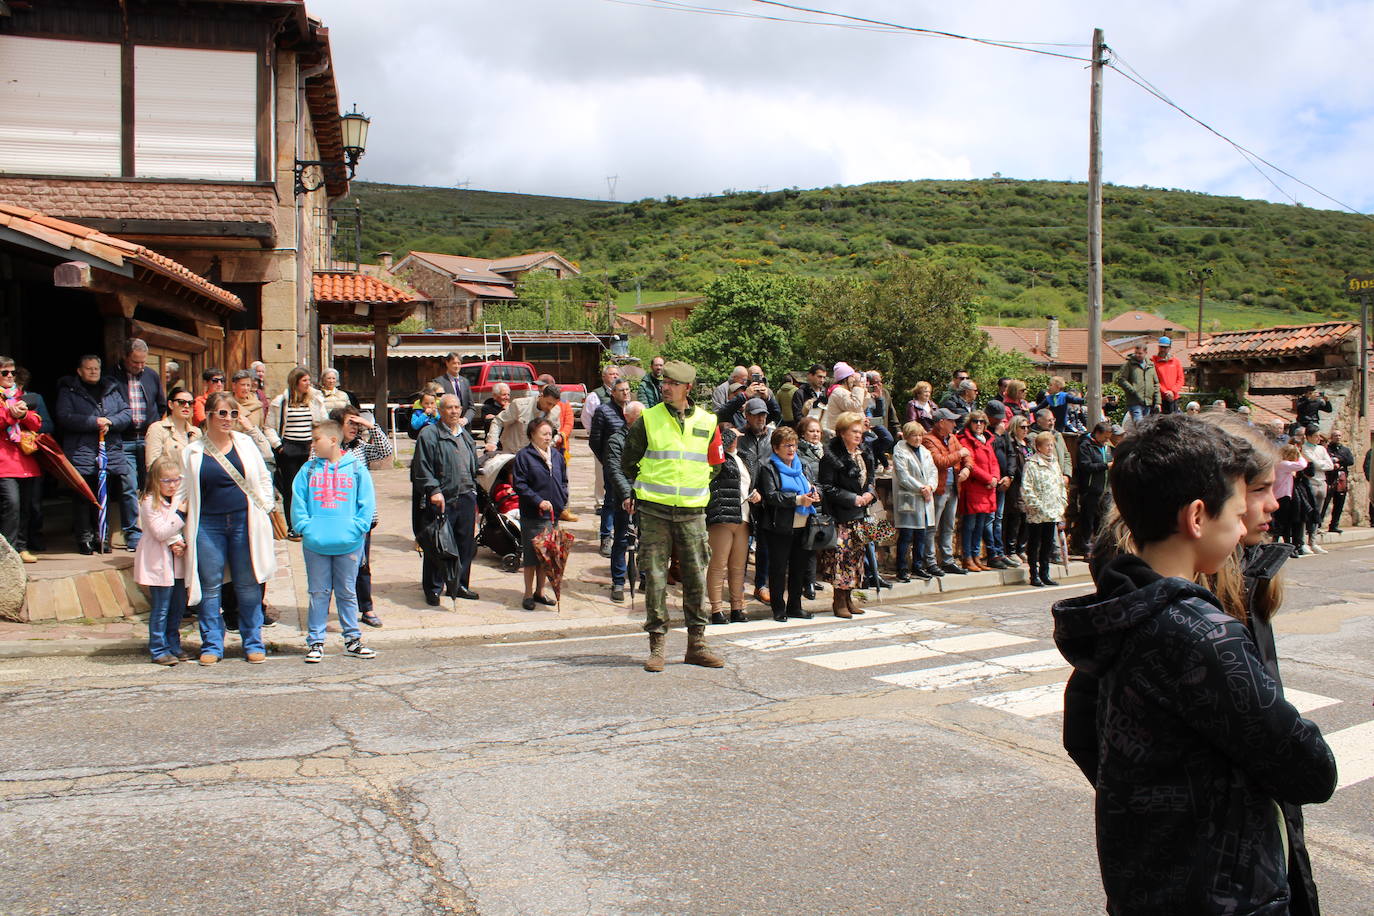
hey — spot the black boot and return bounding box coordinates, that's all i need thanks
[802,582,816,600]
[911,567,933,581]
[896,569,911,583]
[1040,566,1058,587]
[709,611,728,625]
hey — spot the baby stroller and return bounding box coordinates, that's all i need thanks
[477,452,523,572]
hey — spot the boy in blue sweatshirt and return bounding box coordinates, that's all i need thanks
[292,420,377,662]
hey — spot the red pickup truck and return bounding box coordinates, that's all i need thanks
[459,360,539,401]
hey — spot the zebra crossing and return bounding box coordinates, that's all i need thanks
[712,611,1374,793]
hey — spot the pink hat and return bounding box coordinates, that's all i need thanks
[832,362,855,383]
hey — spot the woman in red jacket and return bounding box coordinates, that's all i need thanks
[957,411,1000,571]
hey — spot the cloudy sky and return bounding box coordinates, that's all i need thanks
[314,0,1374,213]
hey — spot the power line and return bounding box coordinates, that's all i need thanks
[747,0,1094,61]
[1105,46,1372,221]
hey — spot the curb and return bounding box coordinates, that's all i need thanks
[4,534,1371,661]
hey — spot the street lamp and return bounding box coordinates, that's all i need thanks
[294,104,371,196]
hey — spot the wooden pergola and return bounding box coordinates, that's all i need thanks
[313,272,428,428]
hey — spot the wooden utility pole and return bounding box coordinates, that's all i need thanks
[1190,266,1214,340]
[1086,28,1106,424]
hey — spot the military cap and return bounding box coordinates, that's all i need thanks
[661,360,696,385]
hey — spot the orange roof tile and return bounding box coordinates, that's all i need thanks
[313,271,425,304]
[1191,322,1360,362]
[0,201,242,311]
[981,325,1128,369]
[1101,310,1190,334]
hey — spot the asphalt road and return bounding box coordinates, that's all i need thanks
[1,547,1371,915]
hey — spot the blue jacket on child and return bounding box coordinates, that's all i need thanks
[291,450,375,555]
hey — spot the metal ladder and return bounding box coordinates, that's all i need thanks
[483,322,504,360]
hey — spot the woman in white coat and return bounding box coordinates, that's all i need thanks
[179,391,278,665]
[891,421,939,581]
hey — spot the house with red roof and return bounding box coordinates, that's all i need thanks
[394,250,581,329]
[980,319,1128,385]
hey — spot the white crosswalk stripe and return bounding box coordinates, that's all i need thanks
[795,632,1033,672]
[720,614,1372,794]
[731,617,952,652]
[1325,721,1374,791]
[682,610,892,635]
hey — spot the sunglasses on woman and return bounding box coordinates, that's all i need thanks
[0,368,15,376]
[212,409,240,419]
[171,398,194,407]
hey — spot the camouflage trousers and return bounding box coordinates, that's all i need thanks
[639,505,711,634]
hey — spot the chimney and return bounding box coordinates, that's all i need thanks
[377,251,394,272]
[1046,317,1060,360]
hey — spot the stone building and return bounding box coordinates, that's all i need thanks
[393,250,581,330]
[0,0,358,395]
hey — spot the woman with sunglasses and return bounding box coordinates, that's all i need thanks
[191,368,226,426]
[0,355,43,563]
[144,390,201,471]
[178,391,277,665]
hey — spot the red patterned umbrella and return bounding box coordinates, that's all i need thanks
[531,512,576,604]
[32,433,98,506]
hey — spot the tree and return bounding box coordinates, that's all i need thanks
[799,258,1031,398]
[664,272,805,383]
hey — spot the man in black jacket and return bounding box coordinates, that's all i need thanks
[111,338,164,550]
[1293,385,1331,431]
[590,379,632,558]
[429,352,477,426]
[411,394,480,604]
[1323,428,1355,532]
[1071,422,1112,556]
[56,355,132,554]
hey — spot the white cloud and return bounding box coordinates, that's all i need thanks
[315,0,1374,212]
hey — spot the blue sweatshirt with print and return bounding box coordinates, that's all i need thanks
[290,450,375,555]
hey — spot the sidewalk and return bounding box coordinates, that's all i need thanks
[3,438,1370,659]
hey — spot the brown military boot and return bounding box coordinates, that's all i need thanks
[643,633,666,673]
[684,626,725,668]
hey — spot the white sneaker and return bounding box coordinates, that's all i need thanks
[305,643,324,663]
[1311,543,1328,554]
[1297,545,1313,556]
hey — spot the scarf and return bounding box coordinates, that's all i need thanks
[2,386,24,445]
[533,445,553,469]
[770,452,816,516]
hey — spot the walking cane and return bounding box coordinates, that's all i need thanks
[1058,523,1071,579]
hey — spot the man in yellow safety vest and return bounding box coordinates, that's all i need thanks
[610,360,726,672]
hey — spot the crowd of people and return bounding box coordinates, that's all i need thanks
[0,338,1363,685]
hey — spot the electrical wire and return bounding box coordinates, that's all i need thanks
[1106,46,1371,220]
[601,0,903,33]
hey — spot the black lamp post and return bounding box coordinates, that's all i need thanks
[294,104,371,196]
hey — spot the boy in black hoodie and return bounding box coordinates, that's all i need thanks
[1052,415,1336,916]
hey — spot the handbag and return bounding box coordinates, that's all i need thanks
[801,511,838,552]
[203,437,286,540]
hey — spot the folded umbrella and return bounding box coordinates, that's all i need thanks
[531,509,575,605]
[32,433,98,506]
[419,504,463,599]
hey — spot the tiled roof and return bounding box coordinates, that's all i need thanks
[402,252,511,285]
[455,281,518,299]
[981,325,1128,368]
[488,251,579,275]
[1101,310,1190,334]
[313,272,425,304]
[1191,322,1360,362]
[0,177,277,227]
[0,201,243,311]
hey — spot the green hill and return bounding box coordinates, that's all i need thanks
[344,179,1374,331]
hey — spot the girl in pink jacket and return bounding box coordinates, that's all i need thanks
[133,455,188,665]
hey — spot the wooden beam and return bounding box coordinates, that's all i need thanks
[130,319,210,354]
[73,271,227,324]
[373,319,391,432]
[78,219,275,240]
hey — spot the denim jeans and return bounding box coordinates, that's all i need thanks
[304,546,363,644]
[1126,404,1149,425]
[120,438,145,545]
[926,487,958,567]
[608,505,632,586]
[961,512,994,561]
[865,426,895,467]
[196,509,264,658]
[991,491,1006,556]
[147,580,185,660]
[896,527,928,573]
[0,477,25,551]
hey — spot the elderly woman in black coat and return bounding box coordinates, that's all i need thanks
[819,410,877,618]
[511,417,568,610]
[756,426,822,622]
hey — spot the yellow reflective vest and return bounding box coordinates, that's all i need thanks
[633,402,716,507]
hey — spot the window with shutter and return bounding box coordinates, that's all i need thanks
[0,36,122,177]
[135,46,257,181]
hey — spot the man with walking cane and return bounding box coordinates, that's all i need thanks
[601,399,643,603]
[609,361,726,672]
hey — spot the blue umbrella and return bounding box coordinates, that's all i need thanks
[96,429,108,548]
